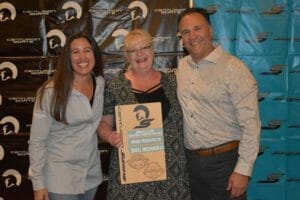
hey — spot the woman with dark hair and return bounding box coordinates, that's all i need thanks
[29,32,105,200]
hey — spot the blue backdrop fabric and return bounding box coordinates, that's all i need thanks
[194,0,300,199]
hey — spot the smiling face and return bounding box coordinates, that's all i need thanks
[178,12,215,63]
[124,30,154,73]
[70,37,95,78]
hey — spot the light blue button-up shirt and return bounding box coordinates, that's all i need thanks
[29,76,104,194]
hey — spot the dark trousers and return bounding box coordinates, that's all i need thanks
[186,147,247,200]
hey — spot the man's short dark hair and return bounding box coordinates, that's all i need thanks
[177,8,211,26]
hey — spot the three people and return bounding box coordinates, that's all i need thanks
[176,8,261,200]
[29,8,261,200]
[29,32,105,200]
[98,29,191,200]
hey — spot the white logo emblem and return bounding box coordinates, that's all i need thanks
[62,1,82,21]
[112,29,129,50]
[0,2,16,22]
[0,61,18,81]
[0,116,20,135]
[2,169,22,188]
[46,29,66,49]
[128,1,148,21]
[0,145,4,161]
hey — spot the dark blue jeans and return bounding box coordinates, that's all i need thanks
[186,147,247,200]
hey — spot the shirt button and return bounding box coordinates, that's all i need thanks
[190,113,193,117]
[194,131,197,134]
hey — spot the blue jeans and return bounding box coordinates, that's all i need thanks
[48,187,98,200]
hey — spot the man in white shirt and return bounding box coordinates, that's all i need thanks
[176,8,261,200]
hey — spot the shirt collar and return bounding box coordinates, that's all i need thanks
[187,44,223,68]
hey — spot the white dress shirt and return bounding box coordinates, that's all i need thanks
[176,45,261,176]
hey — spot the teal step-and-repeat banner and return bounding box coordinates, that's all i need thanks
[193,0,300,199]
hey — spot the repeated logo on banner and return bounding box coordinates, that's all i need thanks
[194,0,300,200]
[61,1,82,21]
[89,0,188,81]
[0,2,16,22]
[0,116,20,136]
[0,62,18,82]
[2,169,22,188]
[45,1,84,52]
[0,0,83,20]
[46,29,67,50]
[3,0,299,199]
[111,29,129,51]
[0,58,55,139]
[0,0,189,199]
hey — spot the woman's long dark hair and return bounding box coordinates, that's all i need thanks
[37,32,104,124]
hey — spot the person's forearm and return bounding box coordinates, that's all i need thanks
[98,120,113,143]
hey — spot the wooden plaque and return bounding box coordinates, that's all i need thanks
[115,102,166,184]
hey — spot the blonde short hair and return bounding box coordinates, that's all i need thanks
[124,29,152,49]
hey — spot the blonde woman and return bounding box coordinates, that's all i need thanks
[98,29,191,200]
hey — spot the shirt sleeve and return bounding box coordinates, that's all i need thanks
[28,89,52,190]
[227,58,261,176]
